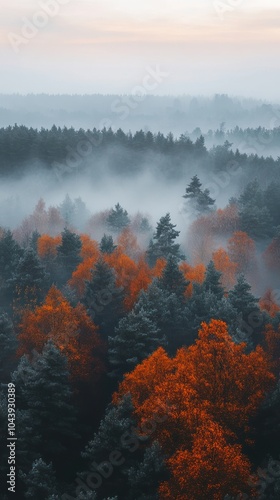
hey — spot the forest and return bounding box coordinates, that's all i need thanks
[1,125,280,498]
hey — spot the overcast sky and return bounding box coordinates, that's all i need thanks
[0,0,279,98]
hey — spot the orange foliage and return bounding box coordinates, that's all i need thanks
[117,227,140,260]
[259,289,280,318]
[37,234,61,259]
[17,286,104,382]
[80,234,100,261]
[115,319,274,441]
[227,231,256,274]
[188,217,215,265]
[105,249,138,297]
[210,204,239,235]
[124,259,152,310]
[159,420,252,500]
[114,320,274,497]
[180,261,206,297]
[212,247,237,290]
[69,257,97,298]
[152,257,166,279]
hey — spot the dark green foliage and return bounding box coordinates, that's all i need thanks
[0,229,23,281]
[127,441,166,500]
[158,254,189,300]
[183,175,215,214]
[238,180,273,238]
[108,307,167,378]
[146,213,184,266]
[12,342,78,470]
[0,314,17,382]
[134,280,189,354]
[106,203,130,233]
[228,274,262,344]
[203,260,224,300]
[83,259,124,338]
[9,248,49,308]
[57,228,82,284]
[100,235,117,255]
[21,458,58,499]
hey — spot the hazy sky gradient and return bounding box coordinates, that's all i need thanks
[1,0,279,98]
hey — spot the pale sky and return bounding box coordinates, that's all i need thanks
[0,0,280,98]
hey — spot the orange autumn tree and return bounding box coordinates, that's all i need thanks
[125,258,152,310]
[17,286,104,382]
[227,231,256,274]
[37,234,61,259]
[69,236,100,297]
[259,289,280,318]
[212,247,237,291]
[117,227,141,260]
[104,249,138,304]
[114,319,274,498]
[180,261,206,297]
[159,420,252,500]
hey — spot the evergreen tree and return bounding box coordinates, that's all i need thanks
[134,280,189,354]
[106,203,130,233]
[108,307,167,378]
[183,175,215,214]
[203,260,224,300]
[80,395,138,499]
[12,342,78,470]
[158,254,189,300]
[9,248,49,309]
[146,213,184,266]
[82,259,124,338]
[21,458,58,499]
[100,235,117,254]
[59,194,76,227]
[238,180,273,238]
[57,228,82,284]
[228,274,262,344]
[0,314,17,382]
[0,230,23,309]
[127,441,166,500]
[0,229,23,281]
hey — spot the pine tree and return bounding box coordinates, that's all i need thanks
[228,274,262,344]
[9,248,49,309]
[0,314,17,382]
[183,175,215,214]
[57,228,82,284]
[134,280,189,354]
[82,259,124,338]
[0,230,23,310]
[238,180,273,239]
[109,307,167,378]
[203,260,224,300]
[100,235,117,254]
[59,194,76,227]
[158,254,189,300]
[146,213,184,266]
[106,203,130,233]
[127,441,166,500]
[12,342,78,470]
[80,395,138,499]
[21,458,58,499]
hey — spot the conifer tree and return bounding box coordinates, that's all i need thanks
[106,203,130,232]
[57,228,82,284]
[12,342,77,470]
[109,307,167,377]
[21,458,58,499]
[146,213,184,266]
[203,260,224,300]
[100,234,117,254]
[83,259,124,338]
[0,314,17,382]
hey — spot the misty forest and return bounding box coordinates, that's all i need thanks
[0,93,280,500]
